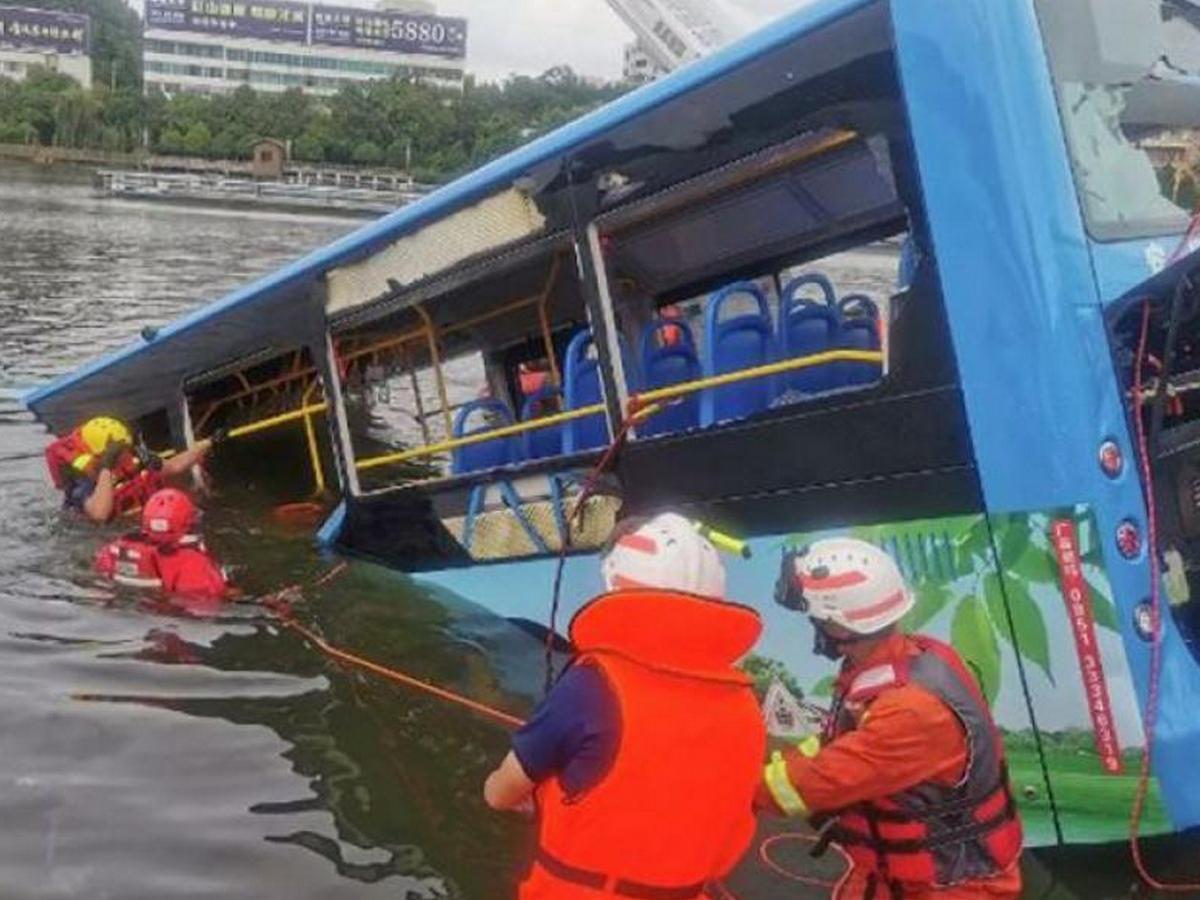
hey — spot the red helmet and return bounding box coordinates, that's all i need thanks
[141,488,197,545]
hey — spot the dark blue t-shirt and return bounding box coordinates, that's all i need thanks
[511,662,620,798]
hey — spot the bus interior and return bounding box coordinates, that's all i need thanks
[332,120,976,571]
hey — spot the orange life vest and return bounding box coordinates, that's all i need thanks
[823,636,1022,894]
[522,589,765,900]
[45,427,162,517]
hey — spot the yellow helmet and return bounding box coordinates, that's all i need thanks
[79,417,132,455]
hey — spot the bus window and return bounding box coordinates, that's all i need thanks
[184,346,335,503]
[333,246,592,493]
[1036,0,1199,240]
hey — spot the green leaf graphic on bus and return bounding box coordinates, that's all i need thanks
[783,510,1120,709]
[952,595,1001,705]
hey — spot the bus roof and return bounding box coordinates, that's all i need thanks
[23,0,877,431]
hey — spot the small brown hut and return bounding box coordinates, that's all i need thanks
[250,138,288,180]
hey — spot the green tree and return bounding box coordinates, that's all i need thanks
[182,121,212,156]
[28,0,143,89]
[0,58,629,174]
[292,132,325,163]
[351,140,383,166]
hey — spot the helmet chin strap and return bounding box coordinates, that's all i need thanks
[811,619,884,661]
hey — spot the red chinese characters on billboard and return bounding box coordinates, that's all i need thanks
[1050,519,1123,774]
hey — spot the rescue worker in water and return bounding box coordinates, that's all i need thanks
[483,512,766,899]
[95,488,230,609]
[759,538,1023,900]
[45,416,219,523]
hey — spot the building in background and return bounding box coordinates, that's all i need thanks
[0,5,92,88]
[142,0,467,96]
[622,40,665,84]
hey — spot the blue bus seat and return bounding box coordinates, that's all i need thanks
[521,385,563,460]
[451,398,520,475]
[563,328,638,453]
[783,272,836,306]
[701,282,777,426]
[837,294,883,387]
[639,317,701,437]
[780,274,840,395]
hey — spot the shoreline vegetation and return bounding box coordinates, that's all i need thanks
[0,66,629,183]
[2,0,630,184]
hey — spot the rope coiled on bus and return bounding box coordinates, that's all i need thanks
[1129,289,1200,893]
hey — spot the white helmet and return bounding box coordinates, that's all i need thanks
[602,512,726,599]
[790,537,913,635]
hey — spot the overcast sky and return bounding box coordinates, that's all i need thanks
[126,0,801,83]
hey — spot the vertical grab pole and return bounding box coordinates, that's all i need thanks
[405,345,434,446]
[302,379,326,495]
[174,393,205,490]
[315,330,361,497]
[538,254,563,387]
[415,303,453,440]
[581,222,633,437]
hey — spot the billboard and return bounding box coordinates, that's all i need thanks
[143,0,468,58]
[145,0,308,43]
[0,5,90,55]
[311,6,466,58]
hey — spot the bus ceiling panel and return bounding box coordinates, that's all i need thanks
[324,188,552,319]
[609,143,901,297]
[335,257,584,359]
[329,232,572,333]
[573,1,897,207]
[613,182,819,288]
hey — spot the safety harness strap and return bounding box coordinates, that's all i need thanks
[535,847,707,900]
[829,793,1017,855]
[852,764,1012,823]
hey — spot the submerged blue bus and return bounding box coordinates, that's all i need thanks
[25,0,1200,872]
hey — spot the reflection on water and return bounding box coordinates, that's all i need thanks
[1,162,1191,900]
[0,162,533,899]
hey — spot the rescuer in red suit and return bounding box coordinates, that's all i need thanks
[95,488,230,610]
[45,416,218,523]
[758,538,1023,900]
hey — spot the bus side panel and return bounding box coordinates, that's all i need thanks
[417,512,1074,848]
[892,0,1200,830]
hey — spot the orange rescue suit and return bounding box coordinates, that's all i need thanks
[763,633,1022,900]
[522,589,766,900]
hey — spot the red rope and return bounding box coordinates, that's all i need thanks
[713,831,851,900]
[266,563,527,731]
[1128,298,1200,892]
[758,832,850,890]
[281,617,526,730]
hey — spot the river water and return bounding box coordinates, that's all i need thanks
[0,161,547,900]
[0,161,1190,900]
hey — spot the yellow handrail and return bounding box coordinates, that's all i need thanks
[301,381,326,494]
[227,403,329,440]
[538,255,563,387]
[355,402,607,472]
[353,348,884,475]
[631,349,884,407]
